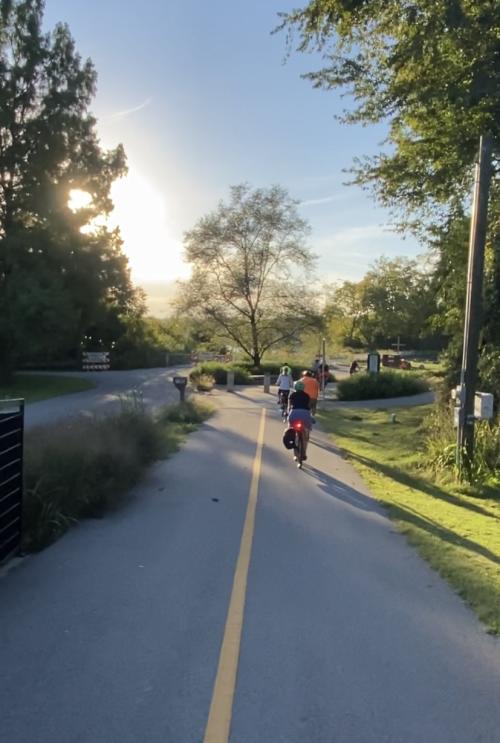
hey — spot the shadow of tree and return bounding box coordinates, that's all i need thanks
[347,451,500,522]
[382,501,500,567]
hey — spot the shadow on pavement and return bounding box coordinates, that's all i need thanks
[302,464,380,513]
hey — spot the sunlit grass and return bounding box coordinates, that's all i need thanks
[317,404,500,634]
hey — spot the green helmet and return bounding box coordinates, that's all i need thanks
[294,380,305,391]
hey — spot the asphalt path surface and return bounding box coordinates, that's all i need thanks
[23,367,188,429]
[1,387,500,742]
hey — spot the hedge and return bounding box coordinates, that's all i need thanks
[336,371,429,401]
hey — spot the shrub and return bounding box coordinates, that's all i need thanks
[189,362,251,385]
[423,404,500,489]
[22,398,213,552]
[336,371,429,401]
[189,367,215,391]
[191,360,336,384]
[159,399,213,425]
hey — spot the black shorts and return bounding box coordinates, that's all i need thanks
[278,389,290,403]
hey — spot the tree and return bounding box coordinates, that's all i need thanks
[325,258,438,348]
[277,1,500,222]
[0,0,136,380]
[277,0,500,388]
[325,280,365,346]
[177,184,319,366]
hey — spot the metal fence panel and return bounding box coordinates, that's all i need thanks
[0,400,24,563]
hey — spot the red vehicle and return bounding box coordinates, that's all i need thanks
[381,354,412,370]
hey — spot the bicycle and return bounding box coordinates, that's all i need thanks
[291,419,308,469]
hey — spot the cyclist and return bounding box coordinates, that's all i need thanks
[288,380,313,460]
[276,365,293,409]
[301,370,319,416]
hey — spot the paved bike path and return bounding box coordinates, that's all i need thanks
[1,388,499,742]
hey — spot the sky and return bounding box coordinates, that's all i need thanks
[44,0,421,296]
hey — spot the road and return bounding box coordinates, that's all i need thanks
[1,387,499,742]
[23,367,188,429]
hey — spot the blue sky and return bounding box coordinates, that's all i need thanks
[44,0,421,287]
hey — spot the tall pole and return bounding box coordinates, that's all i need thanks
[321,337,326,399]
[457,135,493,475]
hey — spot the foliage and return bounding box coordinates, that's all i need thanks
[158,399,213,424]
[0,1,142,381]
[238,360,317,378]
[191,373,215,392]
[278,0,500,402]
[425,404,500,489]
[277,1,500,220]
[189,359,332,385]
[189,362,252,385]
[325,257,440,348]
[336,370,428,400]
[23,397,213,551]
[177,184,321,366]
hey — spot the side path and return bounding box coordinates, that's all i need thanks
[23,367,186,429]
[1,388,499,743]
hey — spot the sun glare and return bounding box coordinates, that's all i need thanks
[108,170,189,283]
[68,189,92,211]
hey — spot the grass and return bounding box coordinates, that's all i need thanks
[317,404,500,634]
[0,373,94,403]
[23,397,213,552]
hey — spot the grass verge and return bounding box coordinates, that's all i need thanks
[23,397,213,553]
[1,373,95,403]
[317,404,500,634]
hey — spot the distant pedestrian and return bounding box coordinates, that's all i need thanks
[349,360,359,375]
[317,364,330,389]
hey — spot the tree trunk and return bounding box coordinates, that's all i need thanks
[250,314,261,369]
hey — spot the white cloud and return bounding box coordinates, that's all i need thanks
[106,98,152,121]
[299,194,345,207]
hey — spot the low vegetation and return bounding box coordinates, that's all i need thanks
[189,360,334,387]
[336,370,429,400]
[1,373,95,403]
[23,397,213,552]
[317,405,500,633]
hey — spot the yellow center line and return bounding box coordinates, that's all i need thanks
[203,407,267,743]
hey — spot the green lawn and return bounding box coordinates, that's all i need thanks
[317,404,500,634]
[0,373,95,403]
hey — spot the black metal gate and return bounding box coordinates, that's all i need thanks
[0,400,24,563]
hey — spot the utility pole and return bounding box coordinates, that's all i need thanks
[457,135,493,475]
[321,337,326,399]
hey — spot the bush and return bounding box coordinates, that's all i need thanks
[189,362,252,385]
[22,398,213,552]
[190,360,336,384]
[159,399,213,425]
[424,404,500,489]
[336,371,429,401]
[192,373,215,392]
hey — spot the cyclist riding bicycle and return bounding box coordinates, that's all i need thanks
[301,370,319,416]
[276,365,293,408]
[288,380,313,460]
